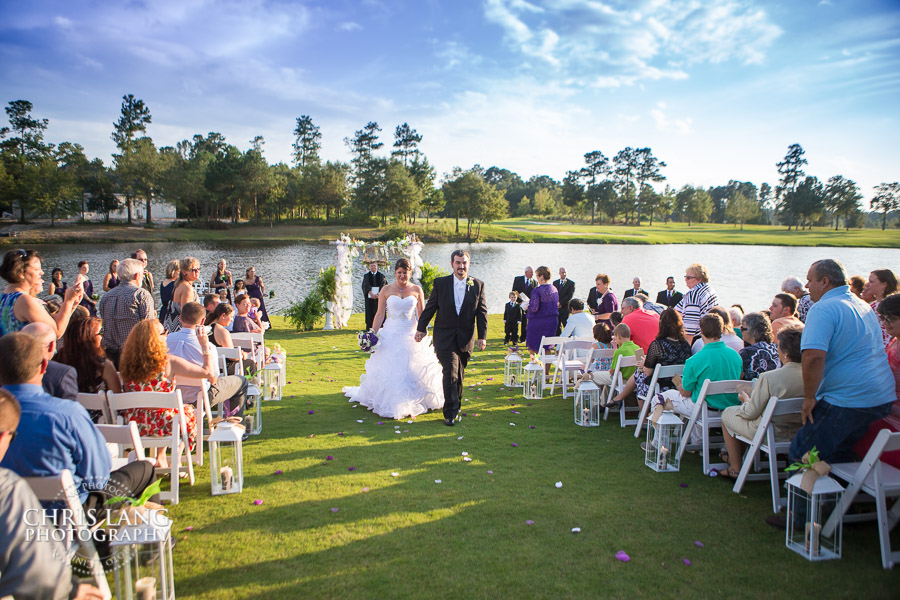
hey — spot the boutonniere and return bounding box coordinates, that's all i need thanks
[466,277,474,288]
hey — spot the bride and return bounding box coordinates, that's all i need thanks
[343,258,444,419]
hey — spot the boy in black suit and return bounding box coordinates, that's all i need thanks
[503,291,522,344]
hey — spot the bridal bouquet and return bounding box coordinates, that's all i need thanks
[358,330,379,353]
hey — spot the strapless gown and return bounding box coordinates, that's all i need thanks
[343,295,444,419]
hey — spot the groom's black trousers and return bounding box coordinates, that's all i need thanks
[435,346,469,420]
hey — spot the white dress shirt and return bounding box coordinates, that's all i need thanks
[454,276,466,314]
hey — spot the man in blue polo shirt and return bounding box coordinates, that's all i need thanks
[790,259,894,463]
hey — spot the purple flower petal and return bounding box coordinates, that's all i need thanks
[326,456,334,460]
[615,550,630,562]
[253,499,264,506]
[529,425,536,429]
[377,422,383,425]
[274,470,283,475]
[525,520,534,525]
[348,467,355,471]
[694,541,704,548]
[308,410,315,414]
[680,483,688,488]
[337,432,345,436]
[461,413,467,416]
[682,558,691,566]
[331,507,339,513]
[487,470,493,474]
[511,443,518,447]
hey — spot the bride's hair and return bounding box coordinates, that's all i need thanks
[394,258,411,272]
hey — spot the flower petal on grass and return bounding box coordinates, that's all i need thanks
[185,526,194,531]
[457,436,463,440]
[331,507,339,513]
[682,558,691,566]
[463,457,472,462]
[274,470,283,475]
[571,527,581,533]
[694,541,704,548]
[680,483,687,487]
[377,422,383,425]
[253,500,264,506]
[525,520,534,525]
[487,470,494,474]
[511,443,518,447]
[434,479,442,484]
[361,487,370,492]
[391,472,399,477]
[529,426,536,429]
[308,410,315,414]
[461,452,468,456]
[555,481,563,488]
[356,420,364,423]
[510,423,516,426]
[348,467,356,471]
[615,550,630,562]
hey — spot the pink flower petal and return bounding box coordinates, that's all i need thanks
[615,550,630,562]
[525,520,534,525]
[361,487,370,492]
[185,526,194,531]
[253,499,264,506]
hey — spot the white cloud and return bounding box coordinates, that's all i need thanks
[649,102,693,134]
[337,21,363,32]
[435,40,483,69]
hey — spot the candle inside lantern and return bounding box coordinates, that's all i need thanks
[658,446,669,471]
[135,576,157,600]
[582,407,591,425]
[806,521,822,557]
[530,382,536,398]
[220,466,234,491]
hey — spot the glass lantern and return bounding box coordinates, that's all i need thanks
[210,420,244,495]
[263,361,283,402]
[785,472,843,561]
[523,362,544,400]
[574,379,600,426]
[504,352,523,387]
[645,410,683,472]
[110,509,175,600]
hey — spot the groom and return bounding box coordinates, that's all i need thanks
[415,249,488,426]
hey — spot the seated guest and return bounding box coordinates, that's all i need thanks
[97,257,155,367]
[853,294,900,468]
[610,311,623,328]
[588,322,614,372]
[233,294,262,333]
[249,297,267,330]
[589,323,641,401]
[634,293,665,315]
[119,319,211,468]
[203,292,221,316]
[0,332,156,517]
[781,275,813,323]
[691,306,743,354]
[610,308,692,410]
[739,312,782,380]
[654,314,743,441]
[864,269,899,347]
[729,305,744,340]
[769,293,803,335]
[1,249,83,338]
[56,314,123,421]
[849,275,866,298]
[21,322,77,401]
[560,299,595,339]
[718,327,805,479]
[205,303,251,375]
[167,302,249,421]
[0,389,105,600]
[620,296,660,353]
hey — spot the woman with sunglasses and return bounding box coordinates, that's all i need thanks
[0,249,83,337]
[162,257,200,333]
[674,262,718,342]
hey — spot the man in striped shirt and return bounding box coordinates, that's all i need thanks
[674,263,718,340]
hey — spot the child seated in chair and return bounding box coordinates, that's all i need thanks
[588,323,640,402]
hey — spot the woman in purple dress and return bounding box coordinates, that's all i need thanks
[243,266,269,323]
[525,266,560,353]
[586,273,619,327]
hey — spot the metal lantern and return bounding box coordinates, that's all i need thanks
[110,509,175,600]
[785,473,843,561]
[209,421,244,495]
[574,379,600,427]
[523,362,544,400]
[242,379,262,436]
[263,361,282,402]
[645,410,683,472]
[504,352,523,387]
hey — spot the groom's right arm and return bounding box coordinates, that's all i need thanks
[416,278,441,340]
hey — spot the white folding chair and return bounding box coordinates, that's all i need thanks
[538,336,567,390]
[23,469,112,599]
[633,364,685,438]
[75,391,113,425]
[553,340,594,398]
[601,353,638,421]
[731,396,803,513]
[96,422,148,470]
[822,430,900,569]
[231,331,266,378]
[172,375,215,467]
[675,379,742,474]
[107,389,194,504]
[217,346,243,376]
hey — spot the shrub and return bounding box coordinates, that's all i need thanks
[315,266,337,303]
[419,261,448,298]
[282,290,324,331]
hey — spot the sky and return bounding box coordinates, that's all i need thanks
[1,0,898,197]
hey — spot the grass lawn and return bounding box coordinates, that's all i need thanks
[164,315,897,599]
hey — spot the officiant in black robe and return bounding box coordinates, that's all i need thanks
[362,261,386,330]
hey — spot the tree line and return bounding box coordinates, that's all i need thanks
[1,96,897,233]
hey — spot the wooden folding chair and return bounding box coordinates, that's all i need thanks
[730,396,803,513]
[823,430,900,569]
[107,389,194,504]
[552,340,594,398]
[23,469,112,599]
[675,379,743,474]
[75,391,113,425]
[96,422,148,470]
[633,364,685,438]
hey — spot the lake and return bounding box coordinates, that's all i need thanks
[27,241,900,317]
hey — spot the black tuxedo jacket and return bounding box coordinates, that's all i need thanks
[43,360,78,401]
[656,289,683,308]
[623,288,648,299]
[417,275,488,354]
[553,279,575,313]
[362,271,387,300]
[511,275,535,305]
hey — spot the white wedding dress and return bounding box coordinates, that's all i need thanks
[343,295,444,419]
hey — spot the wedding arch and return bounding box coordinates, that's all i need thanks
[326,233,424,330]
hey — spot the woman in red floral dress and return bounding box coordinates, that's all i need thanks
[118,319,218,468]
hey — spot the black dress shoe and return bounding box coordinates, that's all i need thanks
[444,418,455,426]
[765,514,787,529]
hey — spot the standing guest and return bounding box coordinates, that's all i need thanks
[0,390,106,600]
[76,260,97,316]
[97,257,155,367]
[1,249,83,337]
[362,261,387,331]
[675,263,718,340]
[849,275,866,298]
[620,296,660,353]
[560,299,595,339]
[243,266,269,323]
[623,277,648,299]
[233,279,246,305]
[553,267,575,334]
[656,276,683,308]
[586,274,619,326]
[524,266,560,354]
[863,269,899,348]
[503,291,522,344]
[56,315,122,420]
[48,267,67,297]
[102,259,120,291]
[158,259,179,326]
[210,259,233,304]
[21,322,77,401]
[739,311,782,381]
[769,293,803,335]
[692,306,743,354]
[132,249,154,303]
[781,276,813,323]
[232,294,262,333]
[512,266,536,342]
[165,256,201,333]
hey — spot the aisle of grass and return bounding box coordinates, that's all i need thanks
[167,316,896,599]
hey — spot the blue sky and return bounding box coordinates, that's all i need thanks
[1,0,898,197]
